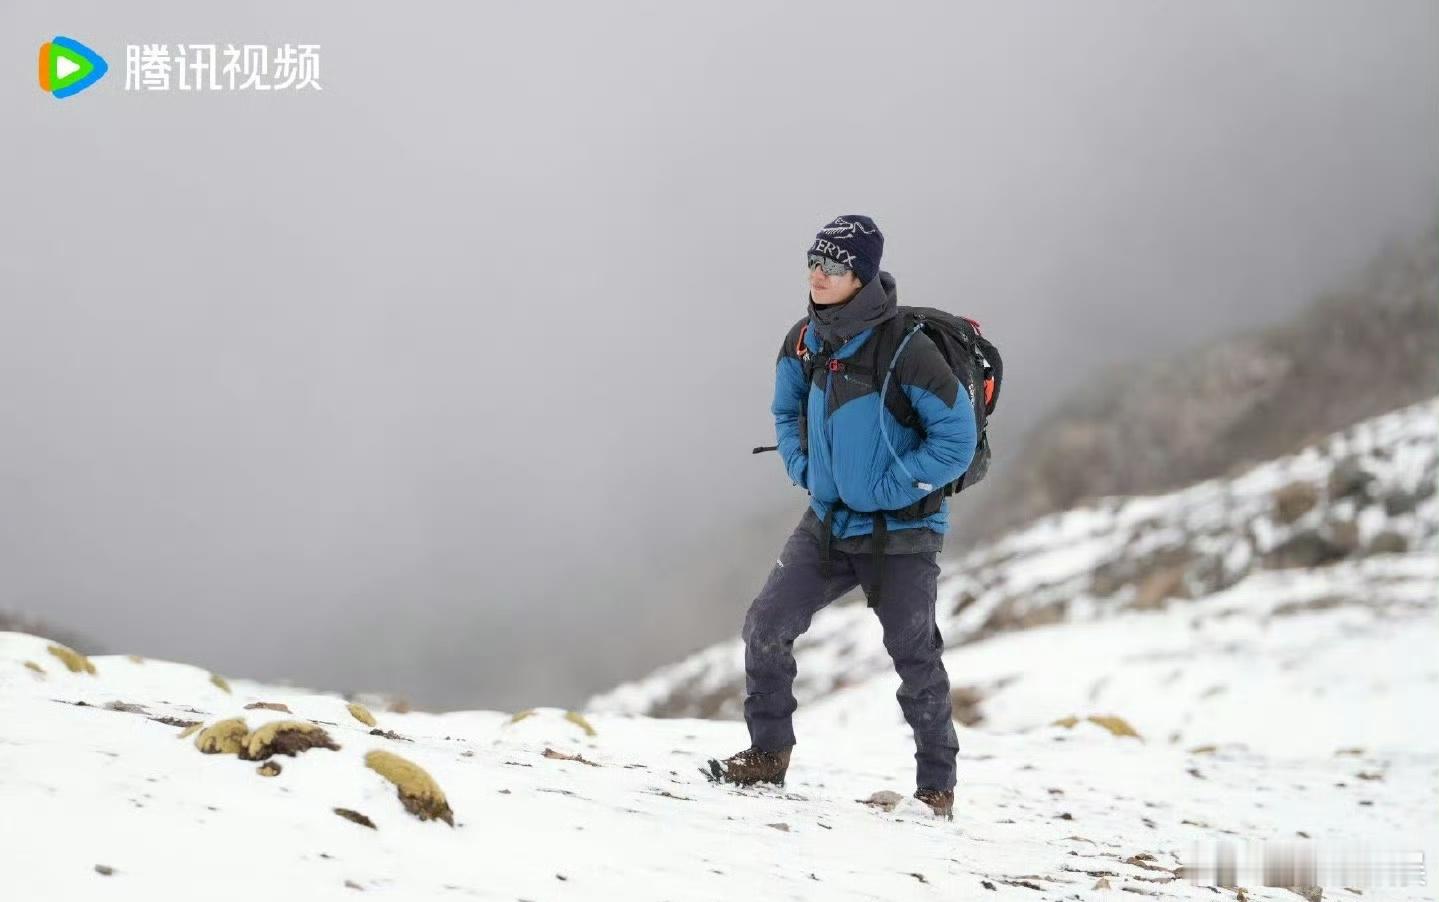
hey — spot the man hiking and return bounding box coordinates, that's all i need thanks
[707,214,978,821]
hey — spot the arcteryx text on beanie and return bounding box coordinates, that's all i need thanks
[808,214,884,284]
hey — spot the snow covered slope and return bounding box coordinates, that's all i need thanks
[588,398,1439,758]
[2,630,1435,901]
[1,401,1434,900]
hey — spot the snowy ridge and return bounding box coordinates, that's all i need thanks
[588,398,1439,727]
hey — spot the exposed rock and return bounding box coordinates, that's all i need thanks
[1328,458,1375,501]
[257,761,282,777]
[950,684,986,726]
[857,790,904,812]
[1273,482,1320,524]
[1265,531,1349,569]
[1367,532,1408,555]
[1131,564,1190,611]
[368,728,412,742]
[150,715,201,728]
[244,702,292,714]
[542,746,600,767]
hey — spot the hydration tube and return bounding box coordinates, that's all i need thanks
[877,323,933,491]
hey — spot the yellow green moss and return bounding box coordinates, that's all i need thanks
[46,643,96,675]
[177,723,204,740]
[1050,715,1079,729]
[244,720,340,760]
[564,710,597,737]
[209,673,232,694]
[23,660,45,675]
[195,718,249,755]
[508,708,536,724]
[364,750,454,826]
[257,761,282,777]
[347,703,377,727]
[127,655,145,664]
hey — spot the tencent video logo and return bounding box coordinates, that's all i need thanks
[37,36,108,99]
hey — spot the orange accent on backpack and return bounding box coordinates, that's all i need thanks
[795,322,809,357]
[983,376,995,407]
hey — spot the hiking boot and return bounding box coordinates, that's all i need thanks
[914,787,954,820]
[704,744,793,786]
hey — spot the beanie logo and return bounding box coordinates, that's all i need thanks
[817,216,880,239]
[810,239,856,266]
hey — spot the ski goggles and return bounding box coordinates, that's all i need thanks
[807,253,851,277]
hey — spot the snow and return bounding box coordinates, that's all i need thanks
[2,400,1435,899]
[589,398,1439,727]
[3,627,1436,900]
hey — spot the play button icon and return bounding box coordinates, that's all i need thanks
[38,36,108,99]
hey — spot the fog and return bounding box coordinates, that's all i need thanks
[2,1,1436,709]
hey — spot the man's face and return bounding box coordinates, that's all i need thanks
[808,260,863,305]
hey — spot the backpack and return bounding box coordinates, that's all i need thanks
[756,306,1003,521]
[870,307,1002,518]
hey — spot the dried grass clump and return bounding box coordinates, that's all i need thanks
[195,718,250,755]
[244,721,340,760]
[564,710,597,737]
[347,703,377,727]
[1050,713,1141,739]
[364,750,454,826]
[46,644,96,675]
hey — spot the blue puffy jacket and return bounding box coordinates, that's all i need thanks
[773,272,978,540]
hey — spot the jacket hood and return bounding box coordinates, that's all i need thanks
[807,270,898,348]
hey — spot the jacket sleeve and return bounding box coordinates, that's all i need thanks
[871,330,978,510]
[772,318,810,488]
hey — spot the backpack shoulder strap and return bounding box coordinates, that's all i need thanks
[868,312,924,430]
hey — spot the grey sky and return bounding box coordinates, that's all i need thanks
[2,1,1436,709]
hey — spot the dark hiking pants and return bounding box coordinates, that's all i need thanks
[741,522,960,791]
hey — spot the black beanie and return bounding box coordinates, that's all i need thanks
[808,214,884,284]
